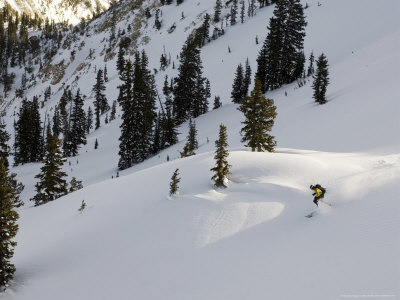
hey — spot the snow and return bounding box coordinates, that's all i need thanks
[0,0,116,24]
[1,0,400,299]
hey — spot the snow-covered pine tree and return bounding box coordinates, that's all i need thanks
[31,134,68,206]
[239,79,277,152]
[0,159,19,292]
[312,53,329,104]
[169,168,180,196]
[211,124,231,188]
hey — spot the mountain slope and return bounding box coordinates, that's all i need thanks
[0,0,117,24]
[1,0,400,299]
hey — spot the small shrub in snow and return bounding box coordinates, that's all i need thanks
[169,168,181,196]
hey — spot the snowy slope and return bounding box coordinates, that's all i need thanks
[6,150,400,300]
[1,0,400,299]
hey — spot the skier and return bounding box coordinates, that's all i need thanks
[310,184,326,206]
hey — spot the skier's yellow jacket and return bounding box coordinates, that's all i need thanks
[313,187,323,197]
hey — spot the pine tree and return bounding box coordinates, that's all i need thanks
[231,63,244,103]
[0,120,10,168]
[52,108,62,137]
[118,51,157,169]
[64,90,86,157]
[255,17,282,93]
[104,65,108,82]
[117,60,135,169]
[86,106,93,134]
[248,0,256,17]
[213,95,222,109]
[58,89,73,136]
[240,1,245,23]
[173,37,209,123]
[155,9,162,30]
[256,0,307,92]
[93,69,109,129]
[31,134,68,206]
[152,113,163,154]
[211,124,231,188]
[180,119,198,157]
[243,58,252,97]
[312,53,329,105]
[110,100,117,121]
[94,138,98,149]
[307,51,314,77]
[14,97,44,165]
[213,0,222,23]
[162,82,178,148]
[136,50,157,161]
[281,0,307,83]
[160,53,168,71]
[169,168,180,196]
[8,172,24,208]
[0,120,24,208]
[230,0,238,25]
[239,79,277,152]
[0,159,19,292]
[69,177,83,193]
[116,46,125,76]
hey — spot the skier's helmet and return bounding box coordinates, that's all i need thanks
[310,185,314,189]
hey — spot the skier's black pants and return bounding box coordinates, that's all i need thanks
[314,196,323,206]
